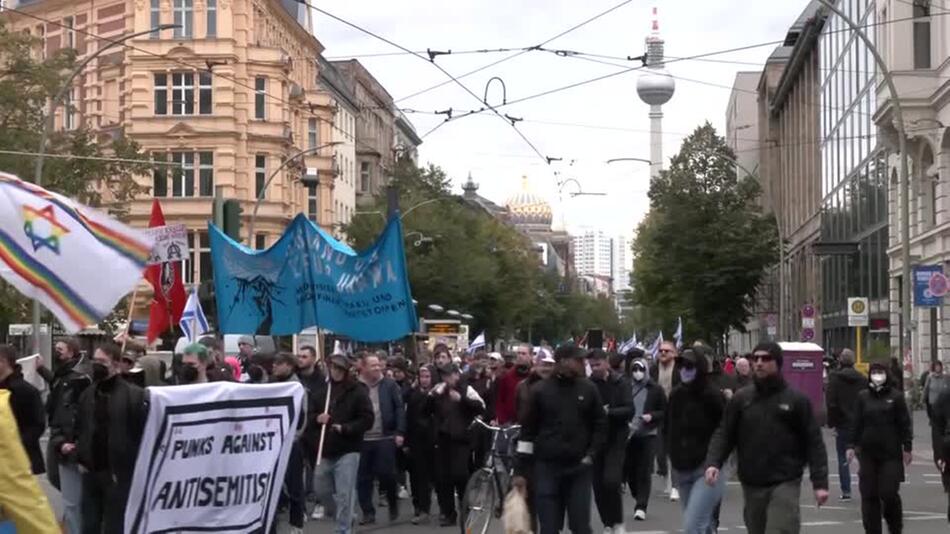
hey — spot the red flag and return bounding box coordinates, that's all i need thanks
[145,200,186,343]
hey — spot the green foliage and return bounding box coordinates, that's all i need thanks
[345,159,620,344]
[630,123,779,345]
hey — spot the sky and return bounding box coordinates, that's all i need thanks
[311,0,808,238]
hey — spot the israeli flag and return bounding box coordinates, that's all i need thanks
[648,331,664,360]
[179,286,209,343]
[674,317,684,349]
[618,335,637,354]
[467,331,486,354]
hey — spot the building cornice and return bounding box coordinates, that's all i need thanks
[770,8,825,115]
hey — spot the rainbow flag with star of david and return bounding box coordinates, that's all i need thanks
[0,171,154,332]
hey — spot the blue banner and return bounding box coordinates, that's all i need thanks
[913,264,947,308]
[209,214,417,341]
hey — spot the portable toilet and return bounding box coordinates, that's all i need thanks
[778,342,825,418]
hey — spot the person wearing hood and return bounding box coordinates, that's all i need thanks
[846,362,913,534]
[588,349,633,534]
[405,365,437,524]
[705,341,828,534]
[666,347,726,534]
[826,348,865,500]
[624,355,667,521]
[37,337,90,491]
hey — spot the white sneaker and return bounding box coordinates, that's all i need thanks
[398,485,410,499]
[633,510,646,521]
[311,505,325,519]
[289,527,303,534]
[670,488,680,502]
[612,524,626,534]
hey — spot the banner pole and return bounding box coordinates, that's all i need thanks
[121,285,140,353]
[190,284,198,343]
[316,379,332,466]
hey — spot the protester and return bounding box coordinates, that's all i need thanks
[178,343,212,384]
[198,336,234,382]
[588,350,633,534]
[495,345,533,425]
[237,335,256,372]
[705,341,829,534]
[37,338,88,489]
[826,348,865,500]
[0,345,45,476]
[76,342,147,534]
[297,344,327,510]
[933,388,950,521]
[432,345,452,380]
[405,365,437,524]
[514,344,606,534]
[734,357,752,389]
[484,352,505,420]
[356,352,406,524]
[650,341,680,500]
[313,353,374,534]
[515,349,554,423]
[666,348,726,534]
[626,355,667,520]
[846,361,913,534]
[270,353,308,534]
[428,363,485,526]
[925,360,950,479]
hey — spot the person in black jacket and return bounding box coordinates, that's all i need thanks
[0,345,45,476]
[625,356,667,520]
[588,350,632,534]
[37,337,89,490]
[846,362,913,534]
[313,353,374,534]
[405,365,437,525]
[666,347,726,534]
[933,388,950,522]
[705,341,829,534]
[513,344,606,534]
[75,342,148,534]
[826,348,865,500]
[649,342,680,499]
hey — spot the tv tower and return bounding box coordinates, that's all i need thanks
[636,7,675,178]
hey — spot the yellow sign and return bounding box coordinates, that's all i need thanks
[855,362,869,376]
[426,322,460,334]
[851,299,866,314]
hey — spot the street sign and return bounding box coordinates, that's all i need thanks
[802,317,816,329]
[913,265,948,307]
[801,304,816,318]
[848,297,869,327]
[145,224,189,265]
[801,327,815,341]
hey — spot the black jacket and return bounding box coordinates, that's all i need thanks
[515,372,544,424]
[313,377,374,459]
[427,382,485,441]
[629,377,667,437]
[826,365,865,431]
[48,369,92,464]
[298,367,327,460]
[39,356,91,424]
[76,375,147,487]
[848,381,912,461]
[0,373,46,474]
[591,371,633,450]
[705,376,828,490]
[934,389,950,462]
[517,373,607,471]
[666,372,726,472]
[405,386,436,450]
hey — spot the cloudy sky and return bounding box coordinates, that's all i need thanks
[312,0,807,238]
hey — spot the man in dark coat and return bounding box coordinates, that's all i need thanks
[625,356,667,520]
[0,345,45,475]
[588,350,632,533]
[405,365,437,524]
[37,337,89,489]
[933,388,950,522]
[826,348,865,500]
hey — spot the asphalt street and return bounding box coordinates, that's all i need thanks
[37,411,949,533]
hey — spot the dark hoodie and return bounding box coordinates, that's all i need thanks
[826,362,866,432]
[665,349,726,472]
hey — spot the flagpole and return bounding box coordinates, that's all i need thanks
[190,284,198,343]
[316,380,332,466]
[120,285,140,353]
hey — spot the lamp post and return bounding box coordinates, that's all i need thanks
[31,24,177,354]
[815,0,912,368]
[247,141,342,246]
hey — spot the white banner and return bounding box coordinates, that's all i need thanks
[124,381,305,533]
[16,354,48,399]
[145,223,189,265]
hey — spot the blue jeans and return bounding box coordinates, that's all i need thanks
[676,467,725,534]
[315,452,361,534]
[835,431,852,496]
[59,462,83,534]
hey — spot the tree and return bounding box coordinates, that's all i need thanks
[0,22,152,332]
[630,123,779,346]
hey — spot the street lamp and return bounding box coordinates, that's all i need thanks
[428,304,444,313]
[461,313,474,321]
[558,177,606,197]
[355,197,451,221]
[31,24,178,353]
[606,157,653,166]
[247,141,342,246]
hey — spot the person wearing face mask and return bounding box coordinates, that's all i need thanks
[665,348,726,534]
[271,353,309,534]
[75,342,147,534]
[178,343,212,384]
[494,344,533,426]
[588,350,633,534]
[846,362,913,534]
[624,356,667,521]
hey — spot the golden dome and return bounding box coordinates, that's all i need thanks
[505,176,553,227]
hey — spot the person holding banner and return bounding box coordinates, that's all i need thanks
[75,343,147,534]
[314,353,374,534]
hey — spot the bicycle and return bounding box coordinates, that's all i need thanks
[460,418,521,534]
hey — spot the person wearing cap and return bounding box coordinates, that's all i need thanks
[588,349,633,534]
[513,344,606,534]
[625,354,667,520]
[665,347,727,534]
[237,335,255,372]
[825,348,865,501]
[846,361,913,534]
[313,353,374,534]
[705,341,829,534]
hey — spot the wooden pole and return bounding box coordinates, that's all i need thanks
[315,379,332,466]
[120,285,140,353]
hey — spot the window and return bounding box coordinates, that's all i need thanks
[255,77,266,119]
[64,88,76,130]
[174,0,194,38]
[255,234,266,250]
[360,161,370,192]
[185,232,212,284]
[154,73,168,115]
[63,17,74,48]
[199,152,214,196]
[255,155,266,199]
[199,71,212,114]
[914,0,931,69]
[308,118,318,149]
[150,0,161,36]
[171,152,195,197]
[307,184,318,222]
[152,153,168,196]
[206,0,217,37]
[172,72,194,115]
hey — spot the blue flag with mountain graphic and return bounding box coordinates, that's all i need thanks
[209,214,417,342]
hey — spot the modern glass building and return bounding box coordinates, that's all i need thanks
[818,0,889,354]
